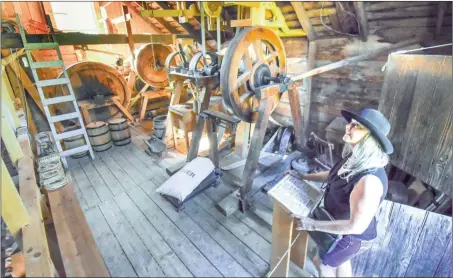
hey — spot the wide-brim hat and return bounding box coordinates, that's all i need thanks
[341,109,394,154]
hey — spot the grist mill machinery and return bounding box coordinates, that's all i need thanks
[53,61,134,125]
[133,43,174,121]
[164,44,236,155]
[216,26,306,213]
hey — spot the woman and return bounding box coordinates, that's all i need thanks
[287,109,393,277]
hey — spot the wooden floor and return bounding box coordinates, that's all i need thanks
[66,132,313,277]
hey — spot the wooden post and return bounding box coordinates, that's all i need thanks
[435,2,447,40]
[122,4,136,62]
[206,118,219,168]
[288,82,304,150]
[291,2,316,41]
[1,160,29,237]
[240,95,275,210]
[301,41,317,146]
[353,2,369,41]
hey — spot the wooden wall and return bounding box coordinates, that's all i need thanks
[378,54,452,195]
[352,200,452,277]
[366,1,453,44]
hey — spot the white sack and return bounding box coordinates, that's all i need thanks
[156,157,215,202]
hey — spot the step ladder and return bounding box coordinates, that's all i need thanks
[16,13,94,168]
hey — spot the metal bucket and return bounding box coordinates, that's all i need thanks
[153,115,167,139]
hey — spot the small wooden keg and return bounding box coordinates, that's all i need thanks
[108,118,131,146]
[63,126,89,158]
[86,121,112,152]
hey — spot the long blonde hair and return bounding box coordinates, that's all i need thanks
[338,133,389,180]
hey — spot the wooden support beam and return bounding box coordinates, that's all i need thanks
[288,81,304,150]
[112,96,135,122]
[47,183,110,277]
[301,41,317,146]
[435,2,447,40]
[155,2,217,50]
[1,33,183,48]
[17,126,54,277]
[122,4,136,62]
[291,36,425,81]
[291,2,316,41]
[1,160,29,237]
[353,2,369,41]
[1,67,21,128]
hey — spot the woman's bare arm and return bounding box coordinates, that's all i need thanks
[294,175,383,235]
[303,171,330,182]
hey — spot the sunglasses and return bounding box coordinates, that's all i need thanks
[347,120,363,129]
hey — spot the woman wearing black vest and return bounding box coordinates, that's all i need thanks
[287,109,393,277]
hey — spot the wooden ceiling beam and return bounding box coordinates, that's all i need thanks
[291,2,316,41]
[353,2,369,41]
[155,1,217,50]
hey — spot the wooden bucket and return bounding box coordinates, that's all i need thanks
[108,118,131,146]
[86,121,112,152]
[63,126,89,158]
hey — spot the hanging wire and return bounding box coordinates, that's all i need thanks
[320,2,360,37]
[381,43,453,71]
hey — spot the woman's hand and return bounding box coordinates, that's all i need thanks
[285,170,303,179]
[292,214,316,231]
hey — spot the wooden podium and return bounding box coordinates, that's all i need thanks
[267,175,321,277]
[269,199,309,277]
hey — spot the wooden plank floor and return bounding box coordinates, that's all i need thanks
[66,132,314,277]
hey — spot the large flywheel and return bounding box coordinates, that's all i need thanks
[134,43,173,88]
[220,27,287,123]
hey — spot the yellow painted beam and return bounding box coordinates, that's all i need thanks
[2,66,20,109]
[141,6,200,18]
[2,67,20,128]
[1,160,30,237]
[1,49,25,67]
[1,111,23,164]
[277,30,307,37]
[224,2,261,8]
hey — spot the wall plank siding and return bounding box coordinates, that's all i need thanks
[352,200,452,277]
[378,55,453,195]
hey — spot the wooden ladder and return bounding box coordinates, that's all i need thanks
[15,13,94,167]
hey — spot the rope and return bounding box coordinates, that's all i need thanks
[381,43,453,71]
[266,231,302,277]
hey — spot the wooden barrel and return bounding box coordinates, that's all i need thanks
[63,126,89,158]
[86,121,112,152]
[108,118,131,146]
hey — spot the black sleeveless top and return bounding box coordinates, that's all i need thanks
[323,158,388,240]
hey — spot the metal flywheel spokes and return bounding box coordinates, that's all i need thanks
[220,27,287,123]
